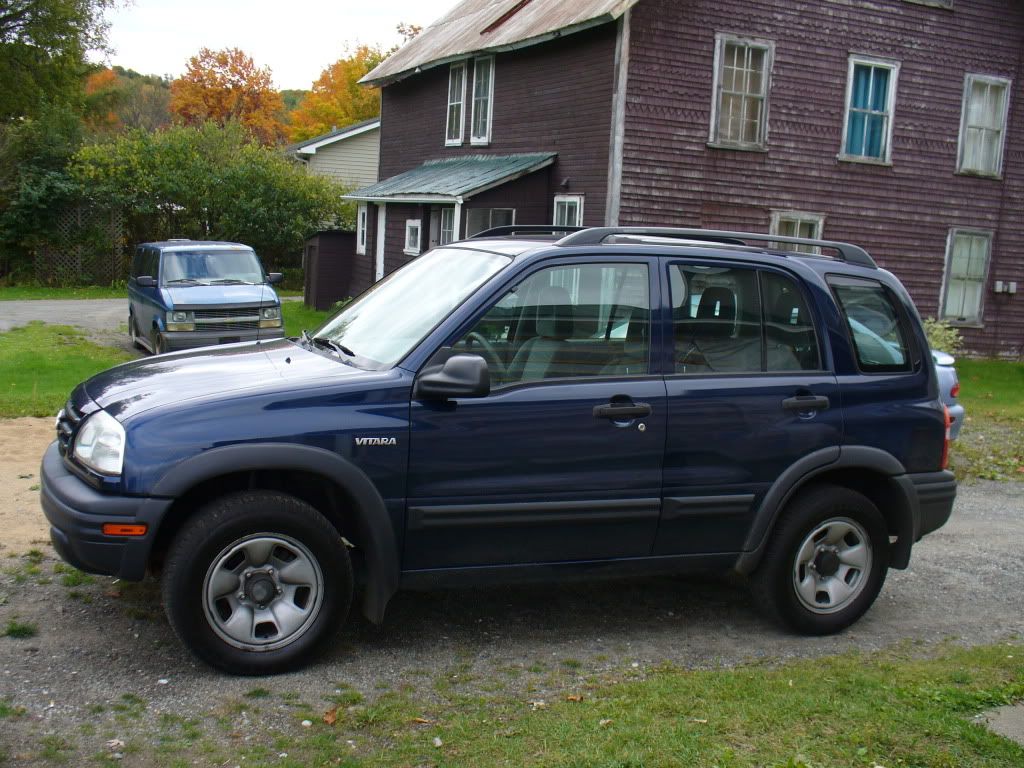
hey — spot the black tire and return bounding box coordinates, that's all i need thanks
[751,484,888,635]
[128,313,143,350]
[162,490,352,675]
[154,332,167,355]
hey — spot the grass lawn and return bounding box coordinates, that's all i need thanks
[282,301,331,337]
[0,285,127,300]
[0,322,134,418]
[951,359,1024,481]
[210,643,1023,767]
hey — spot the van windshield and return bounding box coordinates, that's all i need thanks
[162,249,266,285]
[313,247,510,367]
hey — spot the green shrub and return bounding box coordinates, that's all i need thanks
[922,317,963,354]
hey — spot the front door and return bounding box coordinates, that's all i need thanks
[656,260,843,555]
[405,258,666,570]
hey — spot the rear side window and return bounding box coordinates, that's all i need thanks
[831,278,913,373]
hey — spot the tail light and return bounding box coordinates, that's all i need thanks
[940,405,951,470]
[950,381,960,399]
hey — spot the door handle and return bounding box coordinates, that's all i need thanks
[593,402,652,419]
[781,395,830,412]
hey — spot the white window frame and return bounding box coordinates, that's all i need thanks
[440,207,455,245]
[356,204,368,255]
[553,194,584,227]
[404,219,422,257]
[956,73,1011,179]
[940,227,992,326]
[839,55,900,165]
[445,61,467,147]
[470,55,495,146]
[770,211,824,254]
[708,34,774,150]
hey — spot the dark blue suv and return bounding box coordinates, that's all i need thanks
[41,227,956,674]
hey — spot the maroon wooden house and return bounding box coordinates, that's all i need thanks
[348,0,1023,356]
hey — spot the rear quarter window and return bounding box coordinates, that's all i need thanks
[830,277,915,373]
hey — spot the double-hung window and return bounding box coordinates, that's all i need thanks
[710,35,773,149]
[553,194,584,227]
[841,56,899,163]
[957,74,1011,177]
[470,55,494,145]
[941,229,992,324]
[770,211,824,254]
[356,204,368,255]
[440,208,456,245]
[445,62,466,146]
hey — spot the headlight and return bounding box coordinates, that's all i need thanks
[259,305,282,328]
[166,310,195,332]
[73,410,125,476]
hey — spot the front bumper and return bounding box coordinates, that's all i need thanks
[162,327,285,352]
[40,442,171,580]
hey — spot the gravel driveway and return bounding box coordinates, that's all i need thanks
[1,480,1022,764]
[0,299,128,333]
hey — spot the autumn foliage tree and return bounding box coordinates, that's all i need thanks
[287,44,390,142]
[170,48,285,144]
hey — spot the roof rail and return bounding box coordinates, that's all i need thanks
[470,225,584,239]
[556,228,877,268]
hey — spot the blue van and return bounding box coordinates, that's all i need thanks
[128,240,285,354]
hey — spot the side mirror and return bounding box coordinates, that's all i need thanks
[415,354,490,400]
[136,275,156,288]
[267,272,284,285]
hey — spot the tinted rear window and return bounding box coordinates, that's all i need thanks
[831,279,913,373]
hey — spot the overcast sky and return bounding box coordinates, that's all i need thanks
[92,0,460,90]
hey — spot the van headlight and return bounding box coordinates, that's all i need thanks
[73,410,125,476]
[166,310,195,332]
[260,306,282,329]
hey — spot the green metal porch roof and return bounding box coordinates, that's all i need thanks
[344,153,556,204]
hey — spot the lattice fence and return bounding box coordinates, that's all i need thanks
[34,206,126,285]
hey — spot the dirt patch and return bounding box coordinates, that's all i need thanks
[0,418,54,554]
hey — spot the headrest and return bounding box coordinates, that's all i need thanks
[693,287,736,339]
[536,286,574,339]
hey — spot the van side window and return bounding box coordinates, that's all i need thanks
[830,278,913,373]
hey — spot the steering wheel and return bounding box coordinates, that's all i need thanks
[465,332,506,380]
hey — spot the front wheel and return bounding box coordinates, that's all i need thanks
[751,484,888,635]
[162,491,352,674]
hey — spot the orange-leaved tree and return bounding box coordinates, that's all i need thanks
[287,44,390,143]
[170,48,285,145]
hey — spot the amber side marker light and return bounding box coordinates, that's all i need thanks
[102,523,148,537]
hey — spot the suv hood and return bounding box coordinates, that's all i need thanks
[164,284,278,307]
[84,339,375,420]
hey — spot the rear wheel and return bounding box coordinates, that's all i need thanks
[752,484,888,635]
[162,490,352,675]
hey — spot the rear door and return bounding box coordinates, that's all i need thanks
[656,259,843,555]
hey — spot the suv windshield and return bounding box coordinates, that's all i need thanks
[162,249,265,285]
[314,247,510,367]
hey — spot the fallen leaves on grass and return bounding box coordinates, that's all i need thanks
[323,707,338,725]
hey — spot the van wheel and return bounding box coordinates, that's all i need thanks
[154,332,167,355]
[751,484,888,635]
[162,490,352,675]
[129,313,143,350]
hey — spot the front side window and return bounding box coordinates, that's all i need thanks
[457,262,651,385]
[316,247,510,368]
[957,74,1010,177]
[356,204,368,255]
[404,219,422,256]
[770,211,824,254]
[553,194,584,227]
[465,207,514,237]
[841,57,899,162]
[470,55,494,144]
[445,62,466,146]
[711,35,773,148]
[831,278,913,372]
[941,229,991,324]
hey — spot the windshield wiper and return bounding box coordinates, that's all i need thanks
[301,330,355,357]
[165,278,201,284]
[209,278,253,285]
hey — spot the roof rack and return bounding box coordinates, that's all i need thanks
[556,227,877,268]
[470,225,584,239]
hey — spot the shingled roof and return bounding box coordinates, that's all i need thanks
[360,0,638,86]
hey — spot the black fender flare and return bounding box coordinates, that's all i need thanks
[735,445,916,575]
[151,443,399,624]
